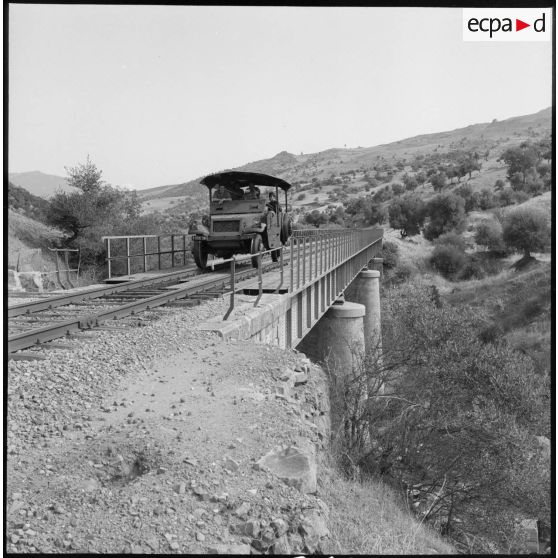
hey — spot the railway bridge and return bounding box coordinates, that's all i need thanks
[9,227,384,373]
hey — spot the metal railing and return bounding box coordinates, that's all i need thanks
[102,234,189,278]
[221,227,382,320]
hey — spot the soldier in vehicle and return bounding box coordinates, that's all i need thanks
[213,184,232,201]
[245,183,261,199]
[266,191,280,212]
[228,182,245,200]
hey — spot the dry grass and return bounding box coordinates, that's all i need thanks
[319,456,455,555]
[383,228,434,274]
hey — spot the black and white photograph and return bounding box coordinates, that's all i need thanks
[6,3,553,555]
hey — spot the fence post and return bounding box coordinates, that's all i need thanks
[289,237,294,292]
[158,237,162,270]
[297,236,301,289]
[106,239,112,279]
[183,234,187,265]
[126,237,131,276]
[254,248,263,307]
[143,237,147,272]
[171,236,175,268]
[302,236,307,285]
[223,258,236,320]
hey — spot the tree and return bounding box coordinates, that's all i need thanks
[502,207,550,258]
[391,183,405,196]
[363,203,387,226]
[423,193,466,241]
[454,184,477,213]
[499,144,538,184]
[415,171,427,185]
[388,195,426,237]
[304,209,329,228]
[402,174,419,191]
[430,172,447,192]
[47,157,141,264]
[475,220,505,252]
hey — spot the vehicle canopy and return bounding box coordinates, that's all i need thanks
[200,171,292,192]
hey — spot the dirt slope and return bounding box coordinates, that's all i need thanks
[7,296,452,554]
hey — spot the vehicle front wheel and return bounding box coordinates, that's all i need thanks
[280,216,293,244]
[192,239,209,270]
[251,235,264,268]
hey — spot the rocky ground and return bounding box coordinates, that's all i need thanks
[6,298,333,554]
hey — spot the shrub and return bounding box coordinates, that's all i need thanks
[496,188,515,207]
[456,258,484,280]
[478,188,496,210]
[381,241,399,270]
[512,190,529,204]
[388,261,414,285]
[430,244,467,277]
[374,286,550,551]
[434,231,466,252]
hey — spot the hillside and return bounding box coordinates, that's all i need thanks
[135,107,551,213]
[8,171,74,199]
[7,181,51,223]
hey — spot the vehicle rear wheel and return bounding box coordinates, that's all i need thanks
[192,239,209,269]
[251,235,264,268]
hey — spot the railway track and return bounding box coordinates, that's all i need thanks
[8,255,284,356]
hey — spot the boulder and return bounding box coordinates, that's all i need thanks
[288,532,304,553]
[535,436,550,459]
[273,535,291,554]
[256,446,317,494]
[299,510,330,553]
[241,519,260,538]
[293,372,309,385]
[271,518,289,537]
[233,501,251,519]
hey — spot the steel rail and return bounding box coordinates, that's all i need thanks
[7,265,209,318]
[7,257,282,353]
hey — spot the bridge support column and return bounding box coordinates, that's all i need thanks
[345,270,382,358]
[297,301,367,446]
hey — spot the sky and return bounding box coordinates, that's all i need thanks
[8,5,553,190]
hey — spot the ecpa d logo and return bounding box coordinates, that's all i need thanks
[463,8,551,42]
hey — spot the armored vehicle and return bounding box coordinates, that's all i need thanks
[188,171,292,269]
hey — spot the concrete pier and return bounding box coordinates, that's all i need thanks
[298,301,365,373]
[344,269,382,357]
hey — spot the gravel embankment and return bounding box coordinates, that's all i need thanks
[7,297,332,554]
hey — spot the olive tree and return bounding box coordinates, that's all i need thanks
[502,207,550,258]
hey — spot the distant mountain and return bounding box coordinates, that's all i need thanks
[8,171,74,199]
[137,107,551,204]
